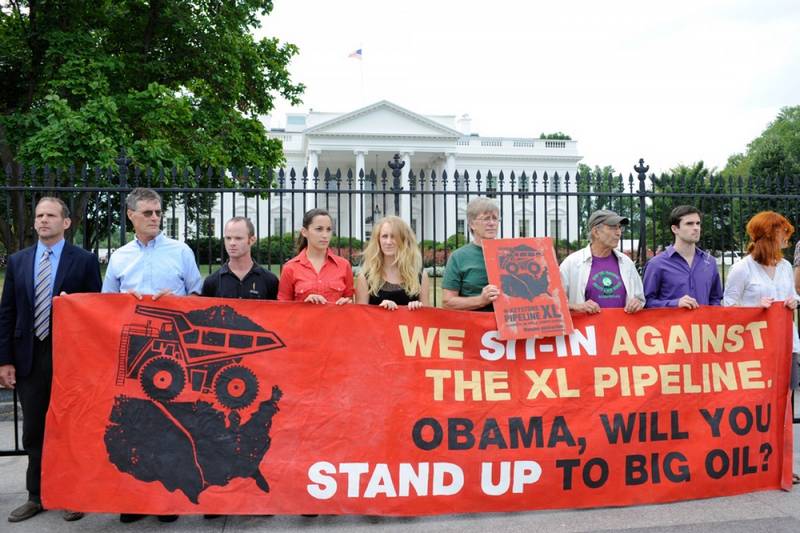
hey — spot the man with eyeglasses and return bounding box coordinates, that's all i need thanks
[442,197,501,312]
[103,187,202,301]
[559,209,645,314]
[102,187,201,523]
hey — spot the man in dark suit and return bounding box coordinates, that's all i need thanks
[0,197,101,523]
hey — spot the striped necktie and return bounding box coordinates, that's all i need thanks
[33,248,53,340]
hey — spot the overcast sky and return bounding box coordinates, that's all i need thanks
[256,0,800,175]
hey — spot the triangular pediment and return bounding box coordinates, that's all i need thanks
[304,100,461,138]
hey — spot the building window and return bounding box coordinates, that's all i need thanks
[551,174,560,192]
[518,175,529,197]
[273,217,285,235]
[519,219,529,238]
[486,175,497,198]
[550,219,562,240]
[165,218,179,239]
[411,218,417,233]
[454,172,465,191]
[456,219,465,236]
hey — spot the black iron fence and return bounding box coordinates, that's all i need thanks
[2,152,800,455]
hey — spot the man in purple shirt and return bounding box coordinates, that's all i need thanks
[643,205,722,308]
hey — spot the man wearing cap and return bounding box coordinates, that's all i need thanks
[643,205,722,309]
[559,209,645,314]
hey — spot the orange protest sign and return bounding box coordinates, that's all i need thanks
[483,237,573,340]
[42,295,793,515]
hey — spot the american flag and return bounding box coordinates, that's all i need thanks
[348,48,363,60]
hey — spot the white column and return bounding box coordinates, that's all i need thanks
[502,169,514,239]
[305,150,319,214]
[354,150,366,240]
[400,152,412,223]
[445,153,458,242]
[422,158,439,241]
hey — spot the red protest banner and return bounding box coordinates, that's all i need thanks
[42,295,793,515]
[483,237,573,340]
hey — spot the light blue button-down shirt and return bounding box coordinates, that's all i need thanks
[34,238,65,297]
[102,233,202,295]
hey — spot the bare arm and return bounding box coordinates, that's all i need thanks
[354,273,370,305]
[407,271,431,310]
[418,271,431,307]
[442,285,498,311]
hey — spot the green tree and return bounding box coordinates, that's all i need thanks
[648,161,740,254]
[0,0,303,252]
[539,132,572,140]
[719,106,800,256]
[722,106,800,179]
[576,163,631,217]
[576,163,647,257]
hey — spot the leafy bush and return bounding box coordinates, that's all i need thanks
[422,248,449,268]
[445,233,468,250]
[331,236,364,250]
[185,237,223,263]
[256,233,295,264]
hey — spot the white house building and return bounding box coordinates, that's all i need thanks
[172,100,582,244]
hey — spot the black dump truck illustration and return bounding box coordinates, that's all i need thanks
[115,305,285,409]
[498,245,544,276]
[498,244,551,300]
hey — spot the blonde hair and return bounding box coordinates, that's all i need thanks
[361,216,422,296]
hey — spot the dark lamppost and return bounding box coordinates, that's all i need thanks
[634,158,649,272]
[387,153,405,215]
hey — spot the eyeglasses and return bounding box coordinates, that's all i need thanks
[137,210,162,218]
[475,215,501,223]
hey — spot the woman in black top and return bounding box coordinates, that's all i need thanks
[355,216,430,310]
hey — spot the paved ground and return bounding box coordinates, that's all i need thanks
[2,396,800,532]
[1,427,800,532]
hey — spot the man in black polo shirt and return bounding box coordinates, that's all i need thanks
[202,216,278,300]
[200,215,277,521]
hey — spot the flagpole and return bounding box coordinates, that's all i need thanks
[360,51,365,105]
[349,46,365,105]
[358,43,364,105]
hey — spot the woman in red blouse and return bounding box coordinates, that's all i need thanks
[278,208,354,304]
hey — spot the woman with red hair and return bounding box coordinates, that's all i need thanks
[723,211,800,481]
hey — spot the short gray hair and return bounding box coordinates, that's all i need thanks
[226,216,255,237]
[126,187,162,211]
[466,197,499,230]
